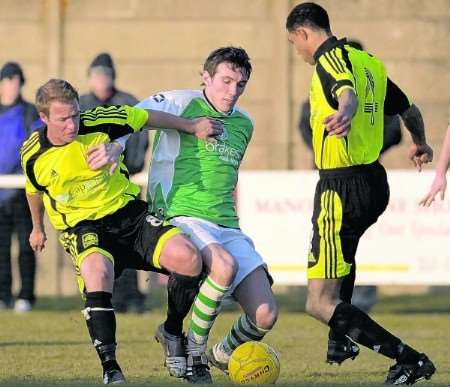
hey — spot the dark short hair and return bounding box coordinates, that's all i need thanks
[35,79,79,116]
[286,2,331,33]
[203,47,252,79]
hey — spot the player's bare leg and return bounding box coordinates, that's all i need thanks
[208,266,278,373]
[80,253,126,385]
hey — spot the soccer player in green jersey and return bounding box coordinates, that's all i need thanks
[99,47,279,383]
[21,79,222,385]
[139,47,278,384]
[286,3,435,385]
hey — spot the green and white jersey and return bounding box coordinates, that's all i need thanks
[137,90,254,228]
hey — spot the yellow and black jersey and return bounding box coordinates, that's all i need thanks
[310,36,411,169]
[20,105,149,230]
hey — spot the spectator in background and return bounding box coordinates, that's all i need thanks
[0,62,39,312]
[297,39,403,314]
[80,53,149,313]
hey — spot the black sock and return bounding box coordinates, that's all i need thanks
[165,272,202,336]
[84,291,119,370]
[329,269,356,343]
[328,302,419,361]
[397,344,422,364]
[329,329,347,341]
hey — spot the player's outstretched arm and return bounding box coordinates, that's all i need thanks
[145,109,223,141]
[401,104,433,171]
[26,193,47,252]
[419,123,450,207]
[87,110,224,172]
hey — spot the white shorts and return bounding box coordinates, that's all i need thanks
[170,216,267,302]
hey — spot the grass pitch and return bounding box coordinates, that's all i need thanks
[1,290,449,386]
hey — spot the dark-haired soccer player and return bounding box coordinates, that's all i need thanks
[286,2,435,385]
[21,79,222,385]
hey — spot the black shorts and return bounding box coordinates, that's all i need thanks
[59,200,182,292]
[307,161,389,279]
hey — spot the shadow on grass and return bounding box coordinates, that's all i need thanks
[33,286,450,314]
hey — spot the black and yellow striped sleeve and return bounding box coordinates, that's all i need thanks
[79,105,149,139]
[317,47,355,101]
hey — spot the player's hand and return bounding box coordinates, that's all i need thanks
[87,142,123,175]
[419,174,447,207]
[190,117,224,142]
[408,143,433,172]
[323,111,352,137]
[29,228,46,252]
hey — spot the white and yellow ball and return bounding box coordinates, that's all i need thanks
[228,341,280,384]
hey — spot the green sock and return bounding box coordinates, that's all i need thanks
[220,314,269,356]
[188,276,229,345]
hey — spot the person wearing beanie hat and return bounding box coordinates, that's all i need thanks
[0,62,25,85]
[80,53,149,314]
[0,61,40,312]
[88,52,116,80]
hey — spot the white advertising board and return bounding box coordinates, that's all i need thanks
[237,171,450,285]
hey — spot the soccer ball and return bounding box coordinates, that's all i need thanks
[228,341,280,384]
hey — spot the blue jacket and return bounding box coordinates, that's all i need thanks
[0,97,40,204]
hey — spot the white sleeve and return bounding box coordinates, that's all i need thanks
[136,90,200,117]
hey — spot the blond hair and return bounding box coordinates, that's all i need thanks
[35,79,79,116]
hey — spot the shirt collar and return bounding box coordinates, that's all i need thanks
[313,36,347,62]
[39,126,67,149]
[202,90,235,116]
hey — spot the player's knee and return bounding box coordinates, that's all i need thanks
[255,302,278,330]
[162,235,202,276]
[213,253,238,285]
[179,240,202,275]
[81,255,114,291]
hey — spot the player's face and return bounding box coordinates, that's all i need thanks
[41,99,80,145]
[288,29,314,65]
[0,75,21,101]
[202,62,248,113]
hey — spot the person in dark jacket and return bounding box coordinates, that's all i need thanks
[80,53,148,313]
[0,62,39,312]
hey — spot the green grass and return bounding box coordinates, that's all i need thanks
[1,291,449,386]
